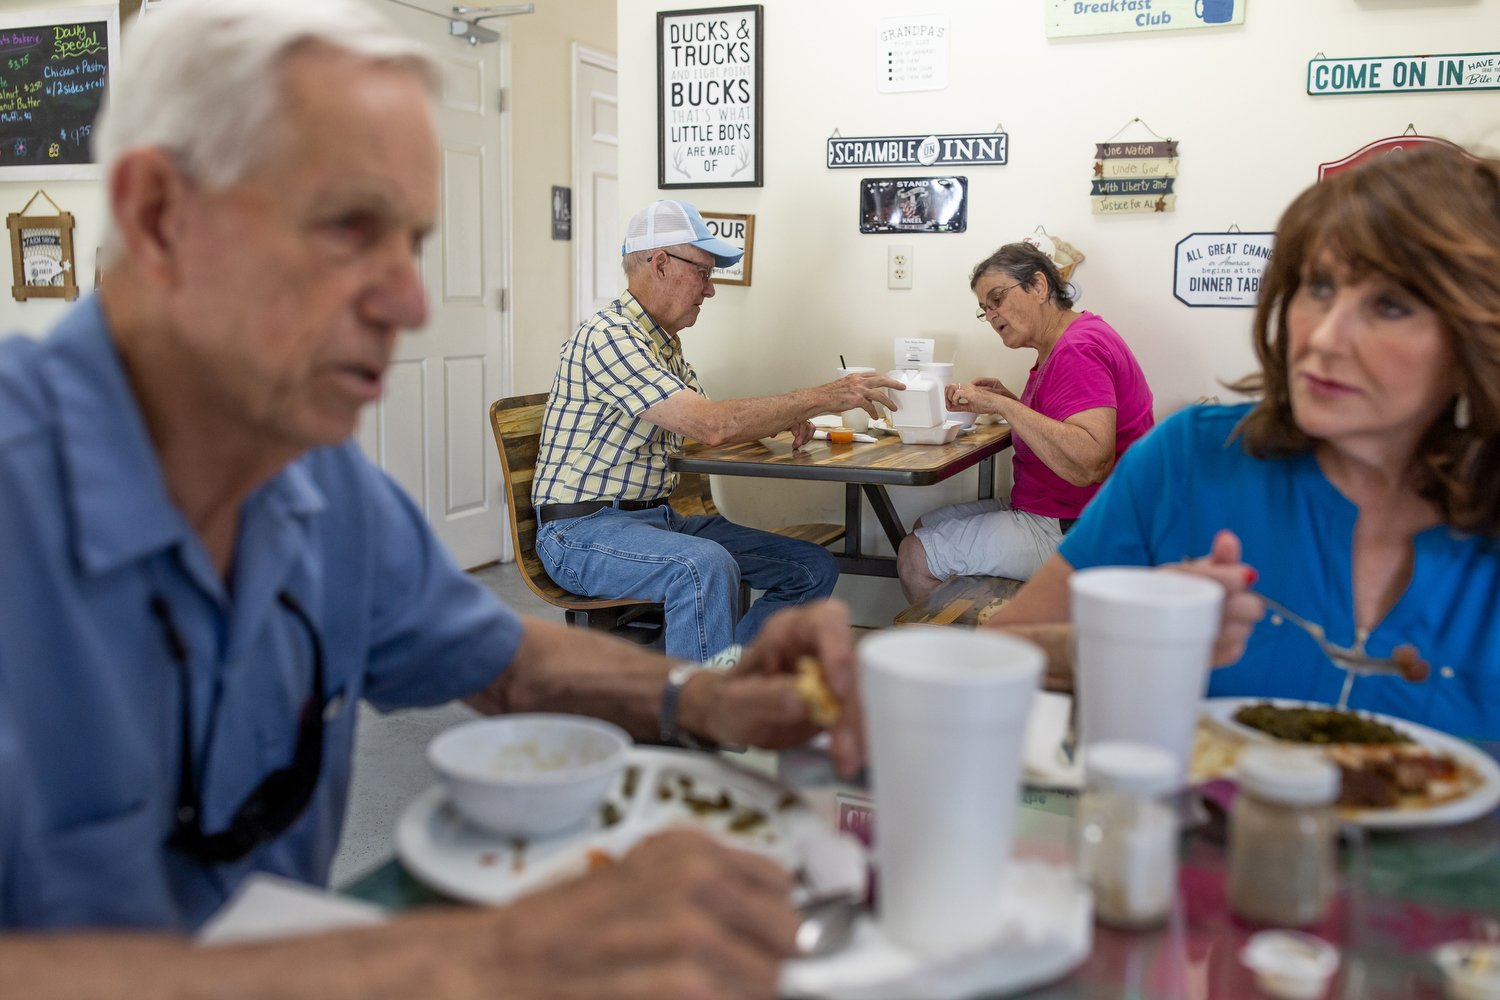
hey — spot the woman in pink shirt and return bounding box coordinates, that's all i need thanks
[897,243,1156,602]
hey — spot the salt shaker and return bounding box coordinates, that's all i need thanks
[1074,740,1180,928]
[1228,747,1341,927]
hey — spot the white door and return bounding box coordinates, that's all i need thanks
[357,3,511,568]
[573,46,620,325]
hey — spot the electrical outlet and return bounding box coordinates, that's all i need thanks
[888,245,913,290]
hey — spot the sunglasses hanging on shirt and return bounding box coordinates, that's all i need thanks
[151,590,327,864]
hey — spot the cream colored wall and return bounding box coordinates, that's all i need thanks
[0,0,620,378]
[616,0,1500,622]
[0,0,113,338]
[508,0,617,395]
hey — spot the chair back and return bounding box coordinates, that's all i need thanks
[489,395,648,611]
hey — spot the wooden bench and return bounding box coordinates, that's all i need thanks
[893,574,1024,628]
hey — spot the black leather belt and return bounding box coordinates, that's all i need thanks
[1059,517,1078,534]
[538,497,671,523]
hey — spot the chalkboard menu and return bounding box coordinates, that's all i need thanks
[0,6,119,180]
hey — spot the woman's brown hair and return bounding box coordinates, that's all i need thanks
[1231,143,1500,536]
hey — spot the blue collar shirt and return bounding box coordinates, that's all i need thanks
[0,299,522,930]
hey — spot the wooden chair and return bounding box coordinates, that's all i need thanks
[489,395,845,634]
[893,574,1024,628]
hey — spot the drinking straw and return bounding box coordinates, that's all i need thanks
[840,354,848,369]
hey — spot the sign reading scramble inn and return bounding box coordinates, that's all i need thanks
[827,132,1008,169]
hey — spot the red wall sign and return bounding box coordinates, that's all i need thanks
[1317,133,1467,180]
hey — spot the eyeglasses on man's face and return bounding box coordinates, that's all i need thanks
[975,281,1024,320]
[661,250,715,284]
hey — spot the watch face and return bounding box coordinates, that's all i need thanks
[668,663,700,686]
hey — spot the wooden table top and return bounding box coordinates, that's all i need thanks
[670,421,1013,487]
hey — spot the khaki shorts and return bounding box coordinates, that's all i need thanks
[913,497,1066,581]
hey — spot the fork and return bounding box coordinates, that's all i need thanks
[1257,594,1412,709]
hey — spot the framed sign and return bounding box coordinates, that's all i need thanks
[858,177,968,234]
[0,5,120,180]
[1173,231,1275,308]
[701,211,753,286]
[658,5,763,189]
[8,189,78,302]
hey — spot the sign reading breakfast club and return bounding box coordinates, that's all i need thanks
[1047,0,1242,39]
[1307,51,1500,96]
[827,132,1008,169]
[1091,139,1178,215]
[1173,231,1275,308]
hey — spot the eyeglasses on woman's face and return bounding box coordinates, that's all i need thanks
[974,281,1024,320]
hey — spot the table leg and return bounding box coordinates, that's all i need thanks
[834,483,900,578]
[843,484,863,558]
[978,454,995,502]
[861,484,907,550]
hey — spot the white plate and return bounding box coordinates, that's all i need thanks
[1201,697,1500,830]
[396,746,863,905]
[780,859,1091,1000]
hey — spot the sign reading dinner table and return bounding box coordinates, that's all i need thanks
[1173,231,1275,308]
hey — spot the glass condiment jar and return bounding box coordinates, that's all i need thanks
[1074,740,1180,929]
[1228,747,1341,927]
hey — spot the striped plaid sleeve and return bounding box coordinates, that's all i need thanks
[584,321,691,415]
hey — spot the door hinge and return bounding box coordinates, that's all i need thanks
[497,288,508,311]
[497,88,507,113]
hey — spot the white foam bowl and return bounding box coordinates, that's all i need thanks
[948,410,979,429]
[427,714,631,838]
[896,420,963,445]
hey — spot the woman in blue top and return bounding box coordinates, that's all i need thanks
[990,143,1500,739]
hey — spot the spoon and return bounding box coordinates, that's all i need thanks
[795,891,861,957]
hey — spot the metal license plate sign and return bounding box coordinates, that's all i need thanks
[858,176,967,234]
[828,132,1007,169]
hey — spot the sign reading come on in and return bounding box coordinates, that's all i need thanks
[1307,51,1500,95]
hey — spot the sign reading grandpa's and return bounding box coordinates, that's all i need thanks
[827,132,1007,170]
[1173,231,1275,308]
[1048,0,1243,38]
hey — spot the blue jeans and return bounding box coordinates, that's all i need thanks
[535,505,839,661]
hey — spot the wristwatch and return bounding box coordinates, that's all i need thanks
[659,661,718,750]
[659,662,711,749]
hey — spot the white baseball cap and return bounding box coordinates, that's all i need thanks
[622,199,743,268]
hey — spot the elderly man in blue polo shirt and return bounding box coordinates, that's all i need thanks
[532,200,903,661]
[0,2,866,996]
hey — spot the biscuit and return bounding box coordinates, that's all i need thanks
[793,656,841,727]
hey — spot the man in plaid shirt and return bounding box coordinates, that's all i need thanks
[533,200,900,660]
